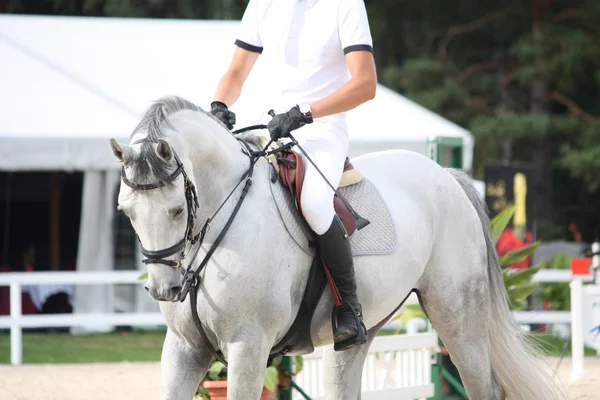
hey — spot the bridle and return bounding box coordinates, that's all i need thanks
[119,126,283,366]
[121,138,201,271]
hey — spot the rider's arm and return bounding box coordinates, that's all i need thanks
[212,0,262,107]
[309,51,377,119]
[309,0,377,119]
[212,48,260,107]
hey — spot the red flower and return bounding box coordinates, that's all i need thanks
[496,228,533,270]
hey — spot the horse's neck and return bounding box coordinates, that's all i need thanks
[181,116,256,228]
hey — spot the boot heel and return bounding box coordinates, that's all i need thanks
[331,301,368,351]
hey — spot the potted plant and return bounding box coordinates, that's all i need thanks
[269,355,304,394]
[195,359,282,400]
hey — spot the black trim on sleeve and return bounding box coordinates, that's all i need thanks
[234,39,263,54]
[343,44,373,55]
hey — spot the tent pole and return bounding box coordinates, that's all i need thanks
[49,172,61,271]
[2,172,12,266]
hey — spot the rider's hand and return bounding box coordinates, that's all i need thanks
[267,105,313,141]
[210,101,236,130]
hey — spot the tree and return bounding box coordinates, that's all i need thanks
[369,0,600,240]
[2,0,247,19]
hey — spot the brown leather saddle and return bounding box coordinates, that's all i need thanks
[274,149,365,237]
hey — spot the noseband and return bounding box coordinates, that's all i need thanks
[120,138,201,271]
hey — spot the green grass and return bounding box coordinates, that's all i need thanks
[0,329,595,365]
[0,329,166,364]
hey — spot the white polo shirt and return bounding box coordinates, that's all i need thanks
[235,0,373,122]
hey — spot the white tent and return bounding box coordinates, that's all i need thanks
[0,14,473,171]
[0,14,474,330]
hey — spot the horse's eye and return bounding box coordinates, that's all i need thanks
[173,207,184,217]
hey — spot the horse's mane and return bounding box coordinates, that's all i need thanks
[128,95,228,188]
[127,95,269,190]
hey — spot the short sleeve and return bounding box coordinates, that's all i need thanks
[235,0,263,54]
[338,0,373,55]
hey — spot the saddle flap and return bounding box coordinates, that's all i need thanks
[277,150,305,211]
[334,195,357,236]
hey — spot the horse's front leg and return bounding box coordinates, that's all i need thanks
[160,328,213,400]
[223,330,273,400]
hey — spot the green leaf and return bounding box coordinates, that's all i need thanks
[509,299,528,311]
[392,304,427,333]
[507,282,540,303]
[491,206,516,243]
[194,386,210,400]
[207,361,227,380]
[138,272,148,280]
[499,241,541,267]
[263,366,279,392]
[503,263,544,288]
[293,355,304,376]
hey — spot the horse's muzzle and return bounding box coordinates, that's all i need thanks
[145,284,182,302]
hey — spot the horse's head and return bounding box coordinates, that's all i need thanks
[109,136,199,302]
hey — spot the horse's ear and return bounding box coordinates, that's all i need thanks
[156,139,173,162]
[109,139,133,164]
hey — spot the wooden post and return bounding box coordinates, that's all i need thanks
[49,172,61,271]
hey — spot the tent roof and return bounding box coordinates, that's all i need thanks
[0,14,472,171]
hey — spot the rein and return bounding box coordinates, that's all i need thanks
[121,124,284,366]
[181,126,290,366]
[179,124,275,301]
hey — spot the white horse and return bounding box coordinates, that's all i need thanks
[109,96,565,400]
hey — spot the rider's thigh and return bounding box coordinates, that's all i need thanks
[297,122,348,234]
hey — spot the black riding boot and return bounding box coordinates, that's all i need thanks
[316,215,368,351]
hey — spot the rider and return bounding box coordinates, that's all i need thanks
[210,0,377,351]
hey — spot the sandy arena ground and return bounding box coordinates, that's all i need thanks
[0,357,598,399]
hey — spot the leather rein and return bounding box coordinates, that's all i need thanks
[120,126,286,366]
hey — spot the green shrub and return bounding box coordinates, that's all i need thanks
[536,253,572,311]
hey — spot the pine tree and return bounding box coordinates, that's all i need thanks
[370,0,600,239]
[2,0,247,19]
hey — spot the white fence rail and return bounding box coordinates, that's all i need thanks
[0,271,165,365]
[293,333,438,400]
[0,269,586,370]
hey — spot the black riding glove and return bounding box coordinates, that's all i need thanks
[267,105,313,141]
[210,101,236,130]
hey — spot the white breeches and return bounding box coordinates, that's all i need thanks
[294,118,349,235]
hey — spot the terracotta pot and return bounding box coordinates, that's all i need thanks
[260,387,277,400]
[202,381,276,400]
[202,380,227,400]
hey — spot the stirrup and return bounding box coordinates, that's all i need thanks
[331,301,368,351]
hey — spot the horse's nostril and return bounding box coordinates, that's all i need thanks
[144,286,149,292]
[169,286,182,298]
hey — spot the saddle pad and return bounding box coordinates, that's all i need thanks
[268,164,398,257]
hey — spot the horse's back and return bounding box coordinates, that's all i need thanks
[350,148,465,223]
[349,148,485,274]
[351,148,454,188]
